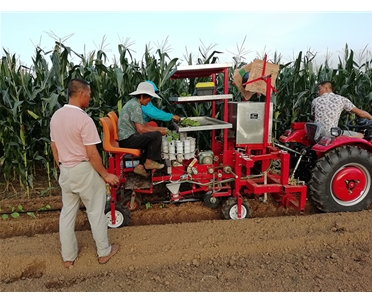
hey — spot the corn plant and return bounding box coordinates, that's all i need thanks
[1,39,371,196]
[1,52,36,194]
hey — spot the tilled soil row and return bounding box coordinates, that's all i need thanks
[0,195,319,239]
[0,199,221,239]
[1,196,66,214]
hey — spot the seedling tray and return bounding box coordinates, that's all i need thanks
[173,116,232,132]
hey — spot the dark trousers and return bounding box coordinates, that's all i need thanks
[119,131,162,165]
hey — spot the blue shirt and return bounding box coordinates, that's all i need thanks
[142,101,173,122]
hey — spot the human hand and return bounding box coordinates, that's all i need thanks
[104,173,120,186]
[172,115,181,122]
[159,127,168,136]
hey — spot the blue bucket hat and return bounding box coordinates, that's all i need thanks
[145,80,159,93]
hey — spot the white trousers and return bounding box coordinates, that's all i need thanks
[58,161,111,261]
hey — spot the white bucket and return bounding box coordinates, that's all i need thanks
[177,154,183,162]
[176,141,183,153]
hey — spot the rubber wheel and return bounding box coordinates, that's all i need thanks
[203,192,221,209]
[221,197,251,220]
[308,146,372,213]
[104,203,131,228]
[121,192,142,211]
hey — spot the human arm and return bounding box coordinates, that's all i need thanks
[134,122,168,136]
[50,141,60,169]
[351,107,372,120]
[85,144,119,186]
[142,102,174,122]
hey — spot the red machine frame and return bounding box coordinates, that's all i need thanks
[101,56,307,225]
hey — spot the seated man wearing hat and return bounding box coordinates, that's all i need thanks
[118,81,168,178]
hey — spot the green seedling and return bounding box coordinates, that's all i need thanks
[38,205,51,211]
[179,118,201,127]
[27,212,36,218]
[145,202,152,209]
[11,212,20,218]
[166,130,179,142]
[13,205,24,212]
[8,205,24,218]
[180,92,191,97]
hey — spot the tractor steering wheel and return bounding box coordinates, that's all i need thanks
[346,117,372,130]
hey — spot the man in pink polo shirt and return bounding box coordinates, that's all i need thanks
[50,78,119,268]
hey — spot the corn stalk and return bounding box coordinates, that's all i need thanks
[1,40,371,195]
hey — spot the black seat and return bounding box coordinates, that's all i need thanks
[305,122,329,144]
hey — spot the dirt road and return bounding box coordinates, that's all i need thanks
[1,206,371,292]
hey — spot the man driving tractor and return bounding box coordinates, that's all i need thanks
[311,80,372,138]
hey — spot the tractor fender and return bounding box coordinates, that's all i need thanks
[312,136,372,153]
[279,128,312,146]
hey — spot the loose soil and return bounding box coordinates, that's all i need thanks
[1,177,372,293]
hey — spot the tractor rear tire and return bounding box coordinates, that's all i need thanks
[308,146,372,213]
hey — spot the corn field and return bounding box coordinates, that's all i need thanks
[1,41,371,196]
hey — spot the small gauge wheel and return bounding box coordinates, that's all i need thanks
[221,198,251,220]
[203,192,221,209]
[104,203,131,228]
[121,192,142,211]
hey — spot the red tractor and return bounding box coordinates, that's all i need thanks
[278,118,372,213]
